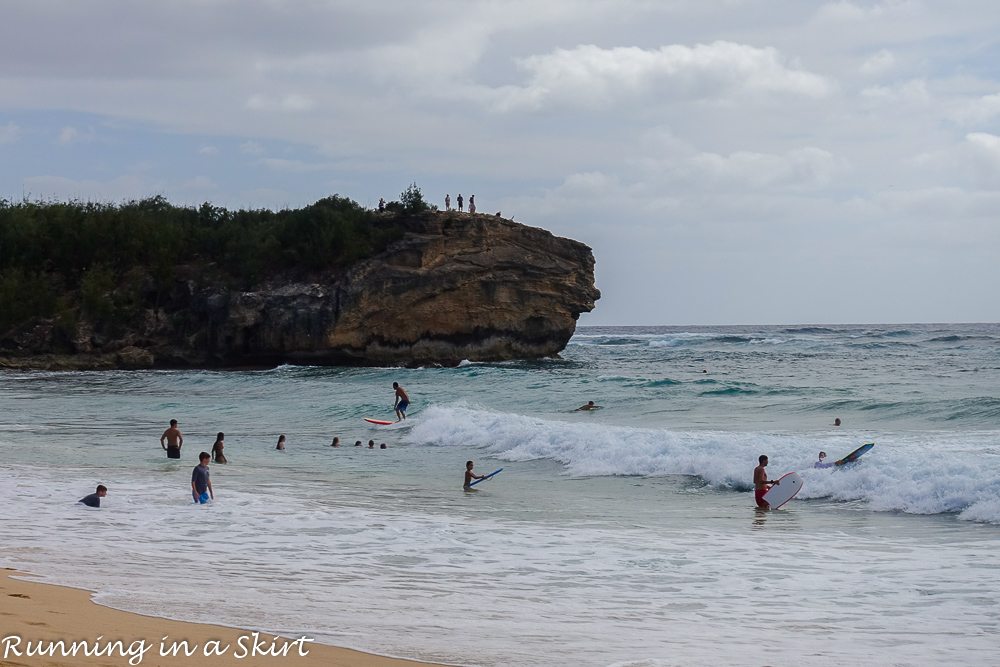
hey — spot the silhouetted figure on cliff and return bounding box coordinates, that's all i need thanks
[469,194,476,214]
[457,194,463,211]
[445,194,451,211]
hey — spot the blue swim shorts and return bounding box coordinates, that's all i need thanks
[397,400,409,412]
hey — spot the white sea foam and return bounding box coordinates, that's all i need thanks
[407,405,1000,524]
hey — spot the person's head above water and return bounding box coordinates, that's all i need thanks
[834,417,841,426]
[818,451,827,460]
[758,455,768,465]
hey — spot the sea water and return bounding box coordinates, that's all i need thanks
[1,324,999,666]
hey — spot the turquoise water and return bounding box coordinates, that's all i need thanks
[2,324,999,666]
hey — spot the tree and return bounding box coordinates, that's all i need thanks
[399,182,430,213]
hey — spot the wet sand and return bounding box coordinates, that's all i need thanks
[0,570,445,667]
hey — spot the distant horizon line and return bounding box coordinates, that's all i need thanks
[576,321,999,327]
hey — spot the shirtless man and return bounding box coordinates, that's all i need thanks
[160,419,184,459]
[753,455,780,509]
[574,400,601,411]
[393,382,410,421]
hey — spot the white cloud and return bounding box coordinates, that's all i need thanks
[57,125,95,144]
[0,121,19,143]
[950,92,1000,125]
[246,93,315,112]
[689,147,845,189]
[860,49,896,76]
[861,78,929,104]
[179,175,218,191]
[198,145,219,156]
[496,41,833,111]
[815,1,914,22]
[240,141,265,155]
[255,157,332,173]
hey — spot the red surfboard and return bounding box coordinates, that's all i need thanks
[363,418,394,425]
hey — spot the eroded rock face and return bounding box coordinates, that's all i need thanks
[1,212,599,368]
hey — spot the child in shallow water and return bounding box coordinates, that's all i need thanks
[464,460,485,490]
[276,434,286,450]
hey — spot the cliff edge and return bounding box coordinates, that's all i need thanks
[1,211,599,368]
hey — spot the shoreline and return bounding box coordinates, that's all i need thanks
[0,569,447,667]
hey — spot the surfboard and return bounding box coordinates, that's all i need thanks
[835,442,875,466]
[468,468,503,487]
[363,418,394,425]
[761,471,803,509]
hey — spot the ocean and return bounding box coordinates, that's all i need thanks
[2,323,999,666]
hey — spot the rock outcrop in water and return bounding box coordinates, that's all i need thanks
[0,212,599,368]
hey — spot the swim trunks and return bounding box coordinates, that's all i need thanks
[755,488,769,508]
[193,491,210,504]
[166,446,181,459]
[397,400,409,412]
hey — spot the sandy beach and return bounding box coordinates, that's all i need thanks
[0,569,444,667]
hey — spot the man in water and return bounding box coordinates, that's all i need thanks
[393,382,409,421]
[834,417,842,427]
[574,401,601,411]
[191,452,214,504]
[160,419,184,459]
[815,451,834,468]
[79,484,107,508]
[753,455,780,509]
[464,460,486,490]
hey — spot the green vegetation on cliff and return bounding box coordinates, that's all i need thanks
[0,194,410,337]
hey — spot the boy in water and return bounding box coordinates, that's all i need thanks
[753,455,780,509]
[191,452,214,504]
[815,451,833,469]
[464,460,486,490]
[79,484,107,508]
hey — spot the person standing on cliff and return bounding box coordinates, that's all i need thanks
[469,194,476,214]
[457,194,463,211]
[445,194,451,211]
[393,382,410,421]
[160,419,183,459]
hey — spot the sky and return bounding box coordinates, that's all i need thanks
[1,0,999,326]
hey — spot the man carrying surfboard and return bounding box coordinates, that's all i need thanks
[753,455,780,509]
[393,382,409,421]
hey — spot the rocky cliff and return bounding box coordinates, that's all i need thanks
[0,212,599,368]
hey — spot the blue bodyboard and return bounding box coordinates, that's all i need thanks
[469,468,503,487]
[835,442,874,466]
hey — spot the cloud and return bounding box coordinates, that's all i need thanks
[950,92,1000,125]
[57,125,95,144]
[246,93,315,112]
[198,145,219,156]
[965,132,1000,185]
[861,78,929,104]
[860,49,896,76]
[240,141,265,155]
[0,121,19,144]
[255,157,333,173]
[495,41,833,111]
[815,1,914,22]
[688,147,845,189]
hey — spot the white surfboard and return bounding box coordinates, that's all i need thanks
[761,471,803,509]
